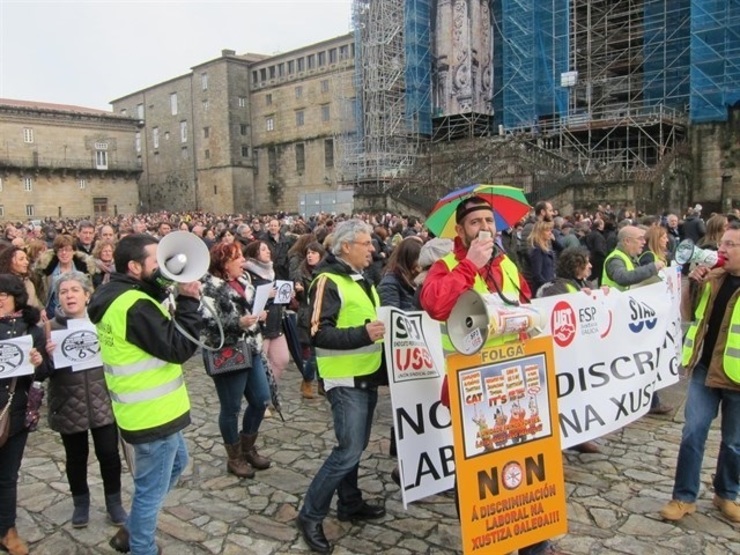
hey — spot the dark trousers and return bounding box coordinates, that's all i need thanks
[61,423,122,496]
[0,429,29,536]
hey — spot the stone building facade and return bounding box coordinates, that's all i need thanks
[111,34,356,215]
[0,100,141,221]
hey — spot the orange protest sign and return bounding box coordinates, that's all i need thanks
[447,336,567,553]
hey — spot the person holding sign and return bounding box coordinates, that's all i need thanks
[660,222,740,524]
[0,274,50,555]
[45,271,126,529]
[419,197,561,555]
[296,219,386,554]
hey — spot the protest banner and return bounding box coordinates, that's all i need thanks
[381,278,683,508]
[50,318,101,372]
[447,336,567,554]
[379,306,454,508]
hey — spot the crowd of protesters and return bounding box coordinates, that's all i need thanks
[0,200,736,554]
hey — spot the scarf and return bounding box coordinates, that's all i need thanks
[95,259,116,285]
[244,258,275,282]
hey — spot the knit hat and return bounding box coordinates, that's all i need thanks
[415,237,454,286]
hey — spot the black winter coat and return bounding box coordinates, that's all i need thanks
[0,308,51,439]
[47,314,115,434]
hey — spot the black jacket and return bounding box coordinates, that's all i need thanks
[310,254,386,387]
[0,307,51,439]
[47,313,115,434]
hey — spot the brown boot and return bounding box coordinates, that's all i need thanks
[241,432,271,470]
[301,379,315,399]
[0,527,29,555]
[224,443,255,478]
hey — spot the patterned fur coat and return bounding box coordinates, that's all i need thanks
[199,272,263,354]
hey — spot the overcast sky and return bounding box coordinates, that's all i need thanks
[0,0,353,111]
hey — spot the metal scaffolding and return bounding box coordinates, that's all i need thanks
[336,0,431,197]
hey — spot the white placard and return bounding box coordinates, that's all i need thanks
[252,283,272,315]
[50,319,101,372]
[0,335,35,379]
[274,280,294,305]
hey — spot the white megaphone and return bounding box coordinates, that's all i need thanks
[446,290,546,355]
[156,231,210,284]
[674,239,725,269]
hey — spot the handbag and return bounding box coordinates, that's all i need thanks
[0,378,18,448]
[203,339,252,376]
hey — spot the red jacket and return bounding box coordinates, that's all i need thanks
[420,237,531,408]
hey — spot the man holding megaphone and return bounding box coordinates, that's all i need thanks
[88,234,204,555]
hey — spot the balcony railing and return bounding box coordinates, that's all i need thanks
[0,154,142,173]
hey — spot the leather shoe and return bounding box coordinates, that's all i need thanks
[296,516,332,553]
[573,441,600,454]
[648,404,673,415]
[337,501,386,522]
[109,527,162,554]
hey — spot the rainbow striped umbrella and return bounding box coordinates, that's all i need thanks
[426,184,531,238]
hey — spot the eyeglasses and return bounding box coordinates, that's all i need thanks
[719,240,740,249]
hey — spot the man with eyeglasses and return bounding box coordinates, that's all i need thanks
[660,222,740,524]
[296,219,387,554]
[601,225,664,291]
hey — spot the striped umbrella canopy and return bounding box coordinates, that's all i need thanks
[426,184,531,238]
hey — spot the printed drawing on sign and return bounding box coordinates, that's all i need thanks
[0,341,24,375]
[390,310,441,383]
[458,354,552,459]
[61,330,100,362]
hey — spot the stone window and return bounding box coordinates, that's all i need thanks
[307,54,316,69]
[260,68,267,81]
[203,126,210,139]
[170,93,178,115]
[120,108,127,116]
[318,51,326,66]
[153,127,160,148]
[269,66,276,79]
[137,103,144,118]
[252,70,258,84]
[297,57,305,72]
[288,60,295,74]
[95,150,108,170]
[321,105,330,122]
[238,96,247,107]
[79,178,87,189]
[321,80,329,93]
[278,63,285,77]
[241,145,249,158]
[180,121,188,143]
[201,72,208,91]
[295,143,305,172]
[240,124,248,135]
[202,100,209,112]
[329,48,337,64]
[296,110,304,127]
[339,45,349,60]
[25,205,35,217]
[23,176,33,191]
[135,132,141,153]
[266,116,275,132]
[325,139,334,168]
[23,128,34,143]
[165,131,170,141]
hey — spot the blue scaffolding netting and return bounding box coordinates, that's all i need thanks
[690,0,740,123]
[405,0,433,136]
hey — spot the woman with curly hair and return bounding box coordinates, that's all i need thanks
[91,240,116,289]
[0,246,42,310]
[200,242,271,478]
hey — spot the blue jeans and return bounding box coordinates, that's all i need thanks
[301,346,317,382]
[128,431,188,555]
[672,362,740,502]
[211,352,270,444]
[299,386,378,522]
